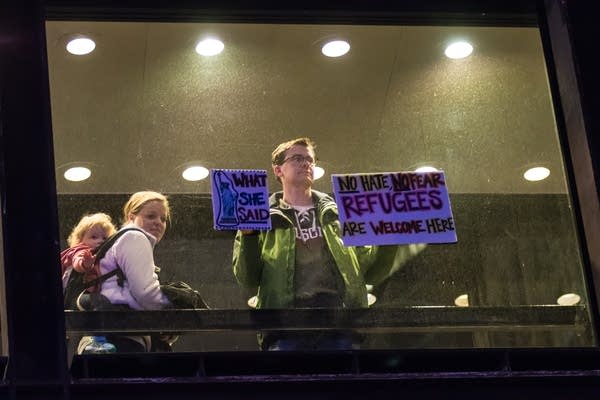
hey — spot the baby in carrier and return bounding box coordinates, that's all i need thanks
[60,212,117,353]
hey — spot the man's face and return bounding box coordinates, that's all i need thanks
[273,144,316,188]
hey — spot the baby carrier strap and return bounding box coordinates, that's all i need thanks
[84,227,143,289]
[85,228,142,289]
[63,228,143,309]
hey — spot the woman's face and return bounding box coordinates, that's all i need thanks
[129,200,168,242]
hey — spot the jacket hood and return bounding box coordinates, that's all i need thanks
[268,189,333,206]
[269,190,339,226]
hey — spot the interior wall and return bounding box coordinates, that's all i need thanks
[46,23,567,196]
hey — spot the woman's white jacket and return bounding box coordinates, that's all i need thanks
[99,224,169,310]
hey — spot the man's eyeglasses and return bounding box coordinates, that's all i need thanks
[282,154,316,166]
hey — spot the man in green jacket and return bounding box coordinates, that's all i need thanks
[233,137,424,350]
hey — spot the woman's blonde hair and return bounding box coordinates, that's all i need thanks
[122,191,170,226]
[67,213,117,247]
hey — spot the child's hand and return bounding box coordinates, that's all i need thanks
[81,250,95,270]
[73,248,96,272]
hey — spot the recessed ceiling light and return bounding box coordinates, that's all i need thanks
[454,294,469,307]
[182,166,209,181]
[247,295,258,308]
[557,293,581,306]
[66,37,96,55]
[445,41,473,59]
[195,38,224,56]
[415,165,438,173]
[64,166,91,182]
[313,166,325,180]
[321,40,350,57]
[367,293,377,307]
[523,166,550,181]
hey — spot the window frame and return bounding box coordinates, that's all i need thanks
[2,0,600,396]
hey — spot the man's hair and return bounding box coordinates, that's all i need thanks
[271,137,316,166]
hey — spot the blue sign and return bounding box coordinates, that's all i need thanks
[210,169,271,231]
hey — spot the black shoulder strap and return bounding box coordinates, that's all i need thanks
[84,227,144,289]
[82,267,123,289]
[92,227,143,259]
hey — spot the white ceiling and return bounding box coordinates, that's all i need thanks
[46,21,567,195]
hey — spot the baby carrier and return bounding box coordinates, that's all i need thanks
[63,228,208,310]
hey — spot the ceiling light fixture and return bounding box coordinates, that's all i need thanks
[415,165,439,173]
[182,166,209,181]
[64,166,91,182]
[445,41,473,59]
[66,37,96,55]
[367,293,377,307]
[557,293,581,306]
[523,166,550,182]
[454,294,469,307]
[321,40,350,57]
[195,38,224,56]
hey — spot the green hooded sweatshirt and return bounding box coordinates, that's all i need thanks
[233,190,425,309]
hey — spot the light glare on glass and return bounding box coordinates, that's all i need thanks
[445,41,473,59]
[64,167,91,182]
[321,40,350,57]
[66,37,96,55]
[182,166,209,181]
[195,38,224,56]
[313,166,325,180]
[523,166,550,181]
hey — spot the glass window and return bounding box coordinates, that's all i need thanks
[46,20,596,353]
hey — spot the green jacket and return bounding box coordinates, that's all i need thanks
[232,190,425,309]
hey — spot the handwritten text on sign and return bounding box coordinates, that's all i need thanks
[332,171,457,246]
[210,169,271,231]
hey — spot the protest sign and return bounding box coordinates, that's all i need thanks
[332,171,457,246]
[210,169,271,230]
